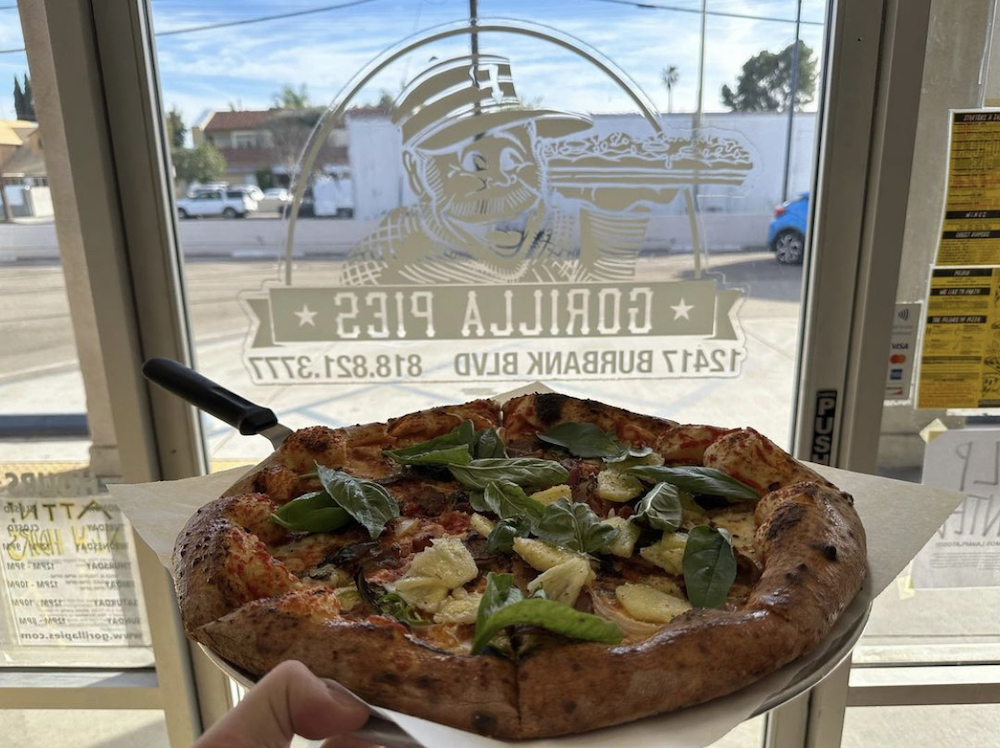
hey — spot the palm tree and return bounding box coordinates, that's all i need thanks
[661,65,679,114]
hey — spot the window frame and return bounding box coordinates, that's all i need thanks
[10,0,996,744]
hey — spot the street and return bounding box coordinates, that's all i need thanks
[0,246,804,464]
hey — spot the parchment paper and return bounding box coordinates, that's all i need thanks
[109,435,964,748]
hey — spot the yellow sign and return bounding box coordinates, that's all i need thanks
[935,111,1000,266]
[917,267,1000,408]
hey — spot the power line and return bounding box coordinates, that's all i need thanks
[154,0,379,36]
[0,0,824,57]
[581,0,824,26]
[0,0,381,55]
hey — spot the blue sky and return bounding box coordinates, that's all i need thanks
[0,1,826,131]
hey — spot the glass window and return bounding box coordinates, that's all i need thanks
[865,0,1000,668]
[0,6,156,669]
[148,0,830,472]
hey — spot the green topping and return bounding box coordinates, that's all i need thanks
[471,573,622,654]
[631,482,683,532]
[269,491,352,533]
[384,421,508,466]
[486,516,533,554]
[448,458,569,490]
[627,466,760,501]
[315,464,400,539]
[384,421,476,466]
[538,422,652,462]
[682,525,737,608]
[533,498,617,554]
[482,481,546,523]
[473,428,508,459]
[354,570,428,626]
[538,422,626,459]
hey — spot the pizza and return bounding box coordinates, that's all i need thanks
[172,392,867,739]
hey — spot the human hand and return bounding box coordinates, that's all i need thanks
[194,660,375,748]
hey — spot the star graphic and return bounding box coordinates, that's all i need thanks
[670,298,694,320]
[294,304,318,327]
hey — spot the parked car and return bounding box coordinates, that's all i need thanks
[176,189,257,219]
[282,188,316,218]
[257,187,292,214]
[768,192,809,264]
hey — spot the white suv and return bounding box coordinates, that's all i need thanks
[176,189,257,219]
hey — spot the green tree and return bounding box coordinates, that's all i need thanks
[272,84,310,109]
[13,76,24,119]
[22,74,35,121]
[720,41,817,112]
[262,108,324,180]
[171,142,227,185]
[256,168,275,191]
[661,65,679,114]
[166,107,187,149]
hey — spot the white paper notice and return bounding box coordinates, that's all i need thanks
[911,428,1000,588]
[0,492,152,647]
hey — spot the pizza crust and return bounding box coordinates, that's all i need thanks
[172,395,867,739]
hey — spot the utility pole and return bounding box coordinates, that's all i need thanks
[782,0,803,203]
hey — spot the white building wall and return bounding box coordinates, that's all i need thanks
[345,111,817,226]
[346,116,402,221]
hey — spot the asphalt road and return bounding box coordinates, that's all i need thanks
[0,248,804,461]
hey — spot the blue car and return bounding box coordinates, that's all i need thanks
[767,192,809,264]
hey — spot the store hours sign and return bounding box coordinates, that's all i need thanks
[1,471,150,648]
[241,30,753,385]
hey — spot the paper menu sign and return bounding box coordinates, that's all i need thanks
[933,110,1000,267]
[916,267,1000,409]
[109,459,964,748]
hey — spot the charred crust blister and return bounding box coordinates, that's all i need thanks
[766,502,807,540]
[535,393,568,424]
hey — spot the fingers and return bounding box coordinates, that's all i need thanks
[194,660,370,748]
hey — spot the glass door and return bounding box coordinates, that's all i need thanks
[60,0,983,745]
[843,0,1000,742]
[136,1,847,746]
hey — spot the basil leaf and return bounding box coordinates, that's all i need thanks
[269,491,352,533]
[473,428,508,459]
[682,525,737,608]
[604,445,655,464]
[483,481,546,524]
[632,482,683,532]
[449,458,569,490]
[475,572,524,632]
[384,420,477,465]
[627,466,760,501]
[487,516,533,554]
[538,422,626,459]
[533,498,617,554]
[384,443,472,467]
[316,464,400,539]
[472,573,622,654]
[468,490,490,513]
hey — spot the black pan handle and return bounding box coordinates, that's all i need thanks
[141,357,279,436]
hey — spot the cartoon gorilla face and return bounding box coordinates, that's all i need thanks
[411,125,543,262]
